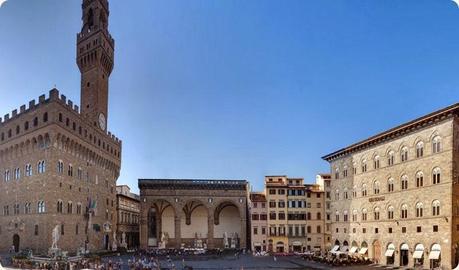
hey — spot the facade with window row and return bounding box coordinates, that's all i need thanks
[249,176,330,253]
[322,103,459,269]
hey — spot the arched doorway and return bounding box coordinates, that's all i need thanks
[12,234,20,252]
[268,239,273,252]
[413,243,424,268]
[182,202,208,248]
[359,241,368,257]
[276,241,285,253]
[104,234,110,250]
[429,243,441,269]
[385,243,395,265]
[400,243,409,266]
[214,202,241,249]
[373,240,381,263]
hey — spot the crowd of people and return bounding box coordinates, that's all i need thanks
[302,252,372,267]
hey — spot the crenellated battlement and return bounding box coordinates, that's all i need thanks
[0,88,122,147]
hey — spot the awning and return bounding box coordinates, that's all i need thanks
[349,247,358,254]
[340,246,349,252]
[413,250,424,259]
[429,250,441,260]
[254,243,262,247]
[359,247,368,254]
[276,243,284,247]
[292,241,302,246]
[385,249,395,257]
[331,245,340,252]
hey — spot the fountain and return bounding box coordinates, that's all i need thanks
[24,225,84,269]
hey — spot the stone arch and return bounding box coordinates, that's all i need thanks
[181,200,208,239]
[214,201,242,240]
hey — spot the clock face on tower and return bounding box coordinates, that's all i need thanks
[98,113,106,131]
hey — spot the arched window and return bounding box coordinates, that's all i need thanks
[401,147,409,162]
[416,171,424,188]
[343,210,348,222]
[14,168,20,180]
[416,202,423,217]
[37,160,46,174]
[433,167,441,184]
[432,200,440,216]
[387,178,394,192]
[373,181,380,194]
[362,184,367,197]
[362,208,368,221]
[24,203,31,214]
[401,175,408,190]
[352,185,357,198]
[316,212,321,220]
[387,151,395,166]
[43,112,48,123]
[362,159,367,173]
[343,188,348,199]
[374,207,380,220]
[335,189,340,200]
[388,206,394,219]
[374,155,380,169]
[353,162,357,175]
[352,209,358,222]
[335,211,339,222]
[57,161,64,174]
[416,141,424,158]
[4,170,9,182]
[38,201,45,214]
[335,168,339,179]
[432,136,441,154]
[343,165,348,177]
[25,164,32,176]
[68,164,73,177]
[33,117,38,127]
[57,200,63,213]
[401,204,408,219]
[67,202,73,214]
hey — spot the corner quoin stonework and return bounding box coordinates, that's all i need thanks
[139,179,249,250]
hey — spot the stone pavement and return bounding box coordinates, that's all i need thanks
[102,254,383,270]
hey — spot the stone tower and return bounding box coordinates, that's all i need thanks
[77,0,114,132]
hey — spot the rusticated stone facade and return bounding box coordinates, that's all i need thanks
[0,0,121,253]
[139,179,249,250]
[116,185,140,249]
[323,103,459,269]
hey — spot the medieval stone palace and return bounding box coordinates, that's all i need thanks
[0,0,121,253]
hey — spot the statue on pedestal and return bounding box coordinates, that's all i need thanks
[112,232,117,251]
[223,232,229,248]
[51,225,60,249]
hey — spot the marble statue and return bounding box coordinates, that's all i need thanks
[51,225,60,249]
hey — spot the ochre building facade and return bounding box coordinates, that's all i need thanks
[323,104,459,269]
[0,0,121,253]
[252,176,327,253]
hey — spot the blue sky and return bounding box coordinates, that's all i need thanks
[1,0,459,193]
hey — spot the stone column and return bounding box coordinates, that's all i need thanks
[139,210,148,249]
[174,214,181,249]
[240,218,247,249]
[207,213,215,248]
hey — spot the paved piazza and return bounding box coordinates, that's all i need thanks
[99,254,380,270]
